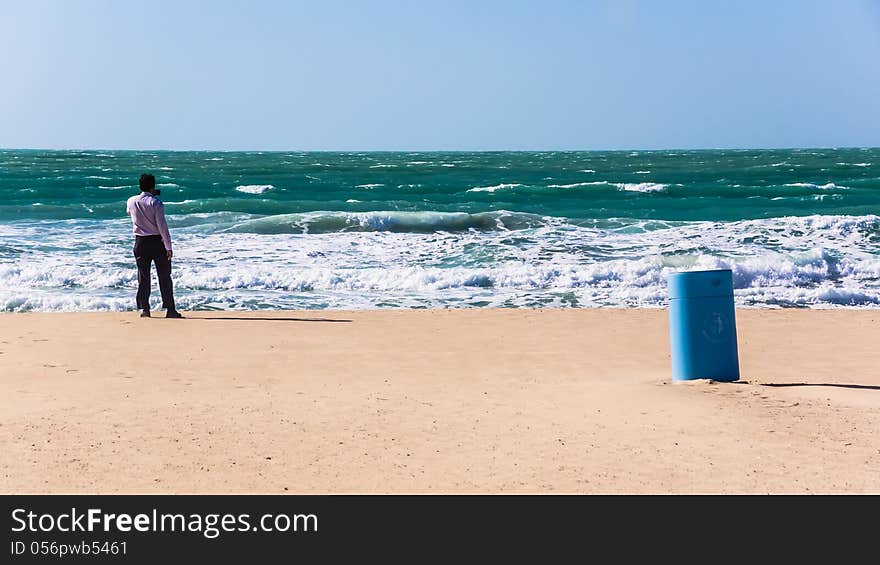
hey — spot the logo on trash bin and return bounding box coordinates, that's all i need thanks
[701,311,726,343]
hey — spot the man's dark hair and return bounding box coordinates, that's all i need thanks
[139,173,156,192]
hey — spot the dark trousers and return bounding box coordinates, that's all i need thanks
[134,235,175,311]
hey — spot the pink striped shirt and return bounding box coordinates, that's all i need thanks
[126,193,173,251]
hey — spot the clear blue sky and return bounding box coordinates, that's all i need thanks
[2,0,878,151]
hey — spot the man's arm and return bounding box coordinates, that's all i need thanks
[154,201,173,259]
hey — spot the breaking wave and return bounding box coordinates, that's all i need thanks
[236,184,274,194]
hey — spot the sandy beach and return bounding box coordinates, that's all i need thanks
[0,308,877,494]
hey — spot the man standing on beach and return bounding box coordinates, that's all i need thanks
[126,173,183,318]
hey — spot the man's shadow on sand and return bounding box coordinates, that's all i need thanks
[194,316,352,323]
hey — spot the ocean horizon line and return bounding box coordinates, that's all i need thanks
[2,145,878,154]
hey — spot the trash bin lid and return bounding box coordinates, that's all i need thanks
[667,269,734,299]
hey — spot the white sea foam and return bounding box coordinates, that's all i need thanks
[578,169,596,173]
[85,176,112,180]
[634,170,651,174]
[783,182,846,190]
[614,182,667,193]
[546,182,607,189]
[0,292,133,312]
[7,241,879,311]
[467,183,524,193]
[836,162,871,167]
[4,213,880,311]
[0,225,30,236]
[346,199,361,203]
[369,164,396,168]
[441,163,456,167]
[355,184,384,189]
[97,185,130,190]
[236,184,274,194]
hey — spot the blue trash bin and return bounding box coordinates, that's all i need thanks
[667,269,740,382]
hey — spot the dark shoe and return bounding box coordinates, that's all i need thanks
[140,310,151,318]
[166,310,184,319]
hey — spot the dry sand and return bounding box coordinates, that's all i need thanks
[0,308,877,494]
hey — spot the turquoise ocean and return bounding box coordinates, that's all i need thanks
[1,148,878,311]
